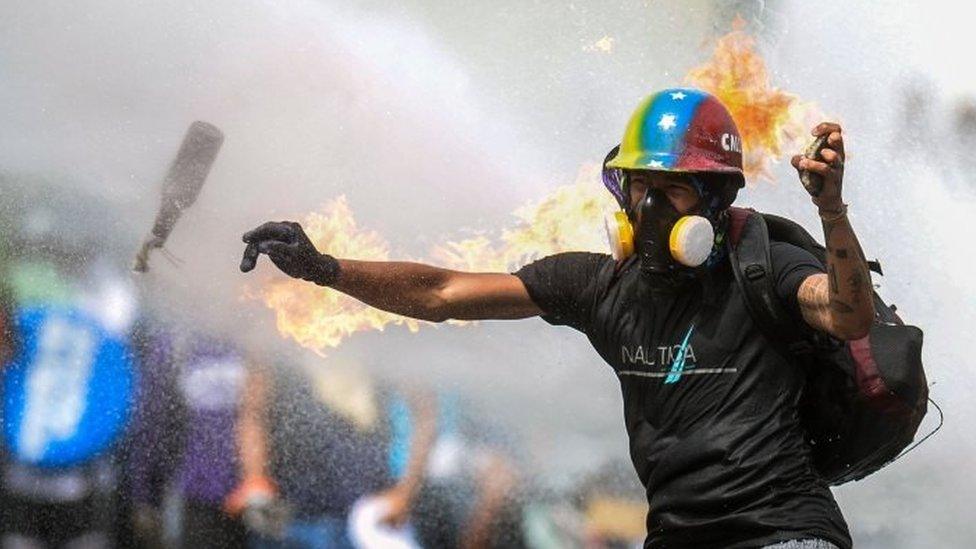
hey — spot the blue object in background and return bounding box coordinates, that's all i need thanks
[2,306,136,468]
[387,391,460,479]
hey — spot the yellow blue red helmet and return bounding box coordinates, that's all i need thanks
[603,88,745,211]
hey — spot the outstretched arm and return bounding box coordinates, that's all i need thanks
[793,123,874,341]
[240,222,541,323]
[333,260,541,322]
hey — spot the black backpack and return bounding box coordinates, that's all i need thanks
[726,207,930,485]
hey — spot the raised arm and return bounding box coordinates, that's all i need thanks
[225,362,277,517]
[374,389,439,528]
[240,222,541,322]
[792,123,874,341]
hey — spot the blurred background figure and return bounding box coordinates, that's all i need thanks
[122,317,185,549]
[519,460,646,549]
[356,389,528,549]
[897,78,937,154]
[951,97,976,183]
[0,177,139,548]
[347,386,438,549]
[230,358,390,549]
[175,336,251,548]
[453,449,524,549]
[127,328,256,549]
[575,461,647,549]
[232,358,532,549]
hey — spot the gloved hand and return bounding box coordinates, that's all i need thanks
[240,221,340,286]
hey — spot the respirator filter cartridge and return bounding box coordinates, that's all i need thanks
[669,215,714,267]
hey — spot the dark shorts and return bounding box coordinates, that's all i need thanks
[181,500,246,549]
[0,494,106,546]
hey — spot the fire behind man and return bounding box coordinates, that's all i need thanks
[241,88,872,549]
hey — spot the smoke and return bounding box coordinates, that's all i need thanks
[1,0,974,546]
[738,2,976,547]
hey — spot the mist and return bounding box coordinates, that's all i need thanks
[1,0,974,546]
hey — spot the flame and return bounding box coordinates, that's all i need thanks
[686,15,822,179]
[253,18,825,353]
[252,169,614,352]
[431,164,615,272]
[255,196,421,354]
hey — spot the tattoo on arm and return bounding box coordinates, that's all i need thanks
[798,274,831,330]
[799,274,858,331]
[812,211,875,338]
[829,300,855,314]
[847,270,866,306]
[798,273,828,305]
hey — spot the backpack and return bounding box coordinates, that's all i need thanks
[726,207,929,485]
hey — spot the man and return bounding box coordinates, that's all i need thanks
[241,88,873,548]
[0,199,140,549]
[229,359,413,549]
[128,330,251,549]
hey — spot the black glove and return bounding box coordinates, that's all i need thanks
[240,221,340,286]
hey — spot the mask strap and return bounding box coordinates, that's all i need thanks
[687,175,710,216]
[621,172,637,219]
[688,174,705,197]
[601,145,629,209]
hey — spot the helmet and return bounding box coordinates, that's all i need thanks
[603,88,744,210]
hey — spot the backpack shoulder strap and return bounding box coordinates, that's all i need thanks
[727,206,752,246]
[727,209,810,354]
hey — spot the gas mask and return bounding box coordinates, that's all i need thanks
[605,187,716,274]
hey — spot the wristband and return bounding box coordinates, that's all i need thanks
[311,254,342,287]
[818,203,848,223]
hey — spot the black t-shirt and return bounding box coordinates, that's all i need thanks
[514,243,851,549]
